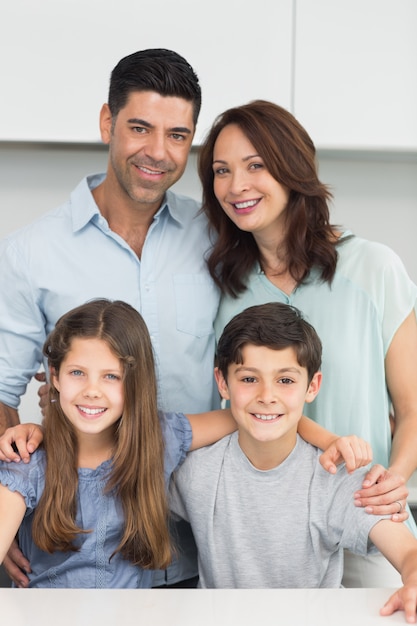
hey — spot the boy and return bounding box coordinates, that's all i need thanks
[169,302,417,622]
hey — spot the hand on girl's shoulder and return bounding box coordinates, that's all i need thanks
[0,423,43,464]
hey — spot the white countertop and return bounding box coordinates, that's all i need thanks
[0,587,406,625]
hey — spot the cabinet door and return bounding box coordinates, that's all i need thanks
[293,0,417,150]
[0,0,293,144]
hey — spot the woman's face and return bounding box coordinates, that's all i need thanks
[212,124,290,239]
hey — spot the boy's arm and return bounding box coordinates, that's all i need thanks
[0,423,44,463]
[0,484,26,565]
[185,409,236,450]
[297,415,372,473]
[370,520,417,622]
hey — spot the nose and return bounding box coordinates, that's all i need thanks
[82,380,102,399]
[257,382,277,405]
[144,131,168,163]
[228,169,251,196]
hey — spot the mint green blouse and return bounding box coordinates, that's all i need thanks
[215,233,417,472]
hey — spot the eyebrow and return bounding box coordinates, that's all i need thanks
[234,365,302,375]
[212,153,260,165]
[127,118,192,135]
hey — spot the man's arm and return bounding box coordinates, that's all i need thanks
[0,402,20,436]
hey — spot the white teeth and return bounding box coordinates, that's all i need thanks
[254,414,280,421]
[139,166,163,175]
[234,200,257,209]
[79,406,105,415]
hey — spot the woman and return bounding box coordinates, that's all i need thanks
[198,100,417,587]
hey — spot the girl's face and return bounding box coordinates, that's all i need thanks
[212,124,290,240]
[52,337,124,439]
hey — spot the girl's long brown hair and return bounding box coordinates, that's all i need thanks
[198,100,339,297]
[31,299,172,569]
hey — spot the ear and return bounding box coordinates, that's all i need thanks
[214,367,230,401]
[99,103,113,144]
[50,366,60,393]
[304,371,322,404]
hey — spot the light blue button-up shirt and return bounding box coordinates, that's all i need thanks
[0,174,220,415]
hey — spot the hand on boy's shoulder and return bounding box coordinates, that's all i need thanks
[319,435,372,475]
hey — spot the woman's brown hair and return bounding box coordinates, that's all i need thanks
[198,100,339,296]
[31,299,172,570]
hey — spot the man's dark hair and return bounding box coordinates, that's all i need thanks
[108,48,202,126]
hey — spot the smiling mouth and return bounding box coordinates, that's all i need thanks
[136,165,165,176]
[253,413,283,422]
[78,406,107,416]
[232,199,260,212]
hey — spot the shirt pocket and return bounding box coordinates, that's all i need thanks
[174,274,219,337]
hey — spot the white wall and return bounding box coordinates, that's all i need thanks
[0,144,416,420]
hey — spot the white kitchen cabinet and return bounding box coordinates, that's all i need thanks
[293,0,417,150]
[0,0,293,144]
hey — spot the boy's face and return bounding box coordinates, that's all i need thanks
[215,344,321,463]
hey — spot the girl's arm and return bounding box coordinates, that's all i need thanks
[185,409,236,450]
[297,415,373,474]
[0,484,26,564]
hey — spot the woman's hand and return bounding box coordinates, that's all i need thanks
[0,423,44,463]
[319,435,373,474]
[354,464,409,522]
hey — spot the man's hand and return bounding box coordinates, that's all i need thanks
[35,371,49,417]
[3,539,31,588]
[354,464,409,522]
[319,435,372,474]
[0,423,44,463]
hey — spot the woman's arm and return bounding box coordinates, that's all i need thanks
[0,484,26,564]
[386,310,417,480]
[354,309,417,520]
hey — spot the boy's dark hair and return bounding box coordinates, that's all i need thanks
[217,302,322,383]
[108,48,202,126]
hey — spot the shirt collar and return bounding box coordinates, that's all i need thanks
[70,175,185,232]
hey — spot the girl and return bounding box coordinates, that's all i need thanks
[197,100,417,586]
[0,299,238,588]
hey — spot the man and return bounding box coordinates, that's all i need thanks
[0,48,219,587]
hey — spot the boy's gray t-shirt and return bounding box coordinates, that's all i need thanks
[169,433,386,588]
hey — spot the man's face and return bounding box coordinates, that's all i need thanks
[100,90,195,212]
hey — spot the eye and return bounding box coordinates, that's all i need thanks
[132,125,147,134]
[278,377,294,385]
[241,376,257,383]
[249,162,264,171]
[170,133,187,142]
[105,373,121,381]
[213,166,229,176]
[69,369,84,377]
